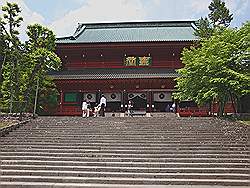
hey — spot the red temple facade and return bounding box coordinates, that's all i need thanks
[50,21,234,116]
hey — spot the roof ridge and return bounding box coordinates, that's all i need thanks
[77,20,196,29]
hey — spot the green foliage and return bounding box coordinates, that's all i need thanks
[0,2,24,112]
[1,2,23,40]
[0,2,62,114]
[26,24,56,51]
[175,23,250,116]
[37,77,59,115]
[194,17,214,39]
[195,0,233,39]
[22,24,61,112]
[208,0,233,27]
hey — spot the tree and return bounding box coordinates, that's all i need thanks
[22,24,61,113]
[208,0,233,27]
[0,2,23,112]
[15,24,61,114]
[0,18,6,83]
[194,17,214,39]
[195,0,233,39]
[175,23,250,116]
[37,77,59,115]
[25,24,56,51]
[0,2,62,115]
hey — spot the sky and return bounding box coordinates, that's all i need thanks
[0,0,249,40]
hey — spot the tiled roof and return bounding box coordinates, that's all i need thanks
[56,21,197,44]
[48,68,179,80]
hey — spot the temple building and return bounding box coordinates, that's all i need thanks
[49,20,233,116]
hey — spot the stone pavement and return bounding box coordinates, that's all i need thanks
[0,116,249,187]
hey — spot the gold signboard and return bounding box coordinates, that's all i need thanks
[125,56,137,66]
[124,56,152,66]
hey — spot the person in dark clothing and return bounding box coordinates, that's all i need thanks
[99,95,107,117]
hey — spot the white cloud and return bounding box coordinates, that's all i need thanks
[190,0,211,14]
[49,0,146,37]
[0,0,45,41]
[1,0,249,40]
[225,0,249,16]
[152,0,161,6]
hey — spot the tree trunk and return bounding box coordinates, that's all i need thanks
[229,92,237,114]
[218,100,226,117]
[0,53,6,83]
[23,62,42,112]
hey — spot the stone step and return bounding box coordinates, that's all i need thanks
[8,134,245,140]
[1,138,246,146]
[1,142,248,148]
[2,170,249,179]
[1,156,248,163]
[1,116,249,187]
[6,135,246,140]
[10,130,246,134]
[1,182,250,188]
[16,123,246,127]
[1,151,249,158]
[2,138,247,143]
[4,133,246,138]
[1,150,249,158]
[1,145,248,152]
[1,148,248,154]
[2,164,249,174]
[14,128,247,133]
[13,132,242,135]
[1,175,249,186]
[2,160,249,168]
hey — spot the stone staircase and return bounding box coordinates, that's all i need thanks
[0,116,249,187]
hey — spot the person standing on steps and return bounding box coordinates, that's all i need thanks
[93,103,101,117]
[165,104,170,112]
[171,102,176,113]
[128,100,134,117]
[86,101,91,117]
[82,99,88,117]
[99,94,107,117]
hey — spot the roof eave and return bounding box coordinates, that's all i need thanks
[56,39,198,44]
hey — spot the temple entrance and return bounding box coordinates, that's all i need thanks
[128,93,147,110]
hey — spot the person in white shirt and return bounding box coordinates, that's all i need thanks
[128,100,133,117]
[82,100,88,117]
[171,102,176,113]
[93,103,101,117]
[86,101,91,117]
[99,94,106,117]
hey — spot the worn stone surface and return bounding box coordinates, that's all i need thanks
[0,116,249,187]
